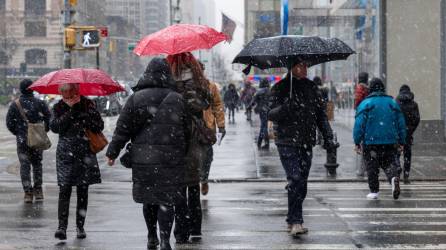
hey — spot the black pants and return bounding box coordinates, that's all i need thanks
[363,145,399,193]
[228,108,235,121]
[396,144,412,177]
[174,185,202,239]
[143,204,174,242]
[17,144,43,192]
[58,185,89,229]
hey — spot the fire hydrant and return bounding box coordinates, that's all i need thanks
[324,132,340,177]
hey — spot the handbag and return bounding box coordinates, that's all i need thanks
[85,129,108,154]
[119,143,132,168]
[15,100,51,150]
[193,116,217,145]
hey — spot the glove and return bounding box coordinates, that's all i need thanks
[323,139,339,150]
[218,127,226,140]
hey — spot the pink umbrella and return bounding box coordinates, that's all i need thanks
[133,24,228,56]
[29,68,124,96]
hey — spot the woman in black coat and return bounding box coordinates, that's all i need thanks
[50,83,104,240]
[223,83,239,123]
[106,58,189,250]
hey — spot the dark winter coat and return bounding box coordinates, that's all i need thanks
[6,94,51,146]
[106,58,189,205]
[50,97,103,186]
[396,88,420,144]
[224,88,239,109]
[172,68,210,186]
[251,87,270,114]
[241,85,256,106]
[268,74,334,147]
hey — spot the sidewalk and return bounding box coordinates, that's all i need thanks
[252,109,446,181]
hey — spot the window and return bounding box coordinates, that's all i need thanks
[25,21,46,37]
[25,49,47,65]
[0,50,7,64]
[25,0,46,16]
[0,0,5,13]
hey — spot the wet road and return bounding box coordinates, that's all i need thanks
[1,109,446,249]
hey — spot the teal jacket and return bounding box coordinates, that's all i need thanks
[353,92,407,145]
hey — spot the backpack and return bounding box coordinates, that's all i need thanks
[15,99,51,150]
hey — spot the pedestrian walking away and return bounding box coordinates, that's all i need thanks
[268,63,337,237]
[353,72,369,177]
[200,61,226,196]
[224,83,239,123]
[167,52,212,243]
[106,58,190,250]
[395,84,420,184]
[353,78,406,200]
[50,83,104,241]
[240,81,256,121]
[250,78,271,150]
[6,79,51,203]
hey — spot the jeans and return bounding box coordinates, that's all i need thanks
[258,112,269,146]
[200,146,214,183]
[174,185,202,239]
[58,185,89,229]
[17,144,43,192]
[363,145,399,193]
[277,146,313,224]
[143,203,174,242]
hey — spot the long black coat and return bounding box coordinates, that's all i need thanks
[268,74,333,147]
[224,89,239,109]
[50,97,103,186]
[106,58,189,205]
[6,94,51,146]
[396,90,420,144]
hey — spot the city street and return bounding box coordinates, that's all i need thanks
[1,110,446,249]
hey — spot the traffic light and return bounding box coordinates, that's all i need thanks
[81,30,100,48]
[64,28,76,48]
[128,42,136,52]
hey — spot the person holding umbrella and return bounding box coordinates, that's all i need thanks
[50,83,104,240]
[268,63,336,236]
[166,52,212,243]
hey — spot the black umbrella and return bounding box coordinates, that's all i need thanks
[233,35,355,74]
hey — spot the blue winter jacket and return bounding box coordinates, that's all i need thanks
[353,92,407,145]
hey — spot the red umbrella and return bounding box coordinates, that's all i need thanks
[29,68,124,96]
[133,24,228,56]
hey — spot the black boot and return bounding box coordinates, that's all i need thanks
[261,138,270,150]
[404,172,410,184]
[55,227,67,240]
[159,238,172,250]
[257,137,262,149]
[76,227,87,239]
[147,232,159,249]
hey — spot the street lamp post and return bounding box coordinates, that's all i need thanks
[63,0,72,69]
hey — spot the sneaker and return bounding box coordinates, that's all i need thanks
[24,192,33,203]
[366,192,379,200]
[392,177,400,200]
[289,224,308,236]
[34,187,44,201]
[201,183,209,196]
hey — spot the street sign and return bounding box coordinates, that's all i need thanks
[99,27,108,37]
[81,30,100,48]
[127,42,136,52]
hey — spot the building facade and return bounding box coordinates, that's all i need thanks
[0,0,63,77]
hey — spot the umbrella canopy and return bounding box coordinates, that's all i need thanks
[133,24,228,56]
[233,35,355,71]
[29,68,124,96]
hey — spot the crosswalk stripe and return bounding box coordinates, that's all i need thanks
[338,208,446,211]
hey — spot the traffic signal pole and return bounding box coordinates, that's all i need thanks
[63,0,72,69]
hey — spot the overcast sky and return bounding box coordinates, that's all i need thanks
[213,0,245,79]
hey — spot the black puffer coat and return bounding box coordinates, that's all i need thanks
[268,74,333,147]
[50,97,103,186]
[106,58,189,205]
[6,79,51,146]
[396,85,420,144]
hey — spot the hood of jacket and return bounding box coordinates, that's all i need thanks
[20,79,34,96]
[133,58,175,92]
[397,90,414,103]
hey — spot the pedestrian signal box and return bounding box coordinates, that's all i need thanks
[81,30,100,48]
